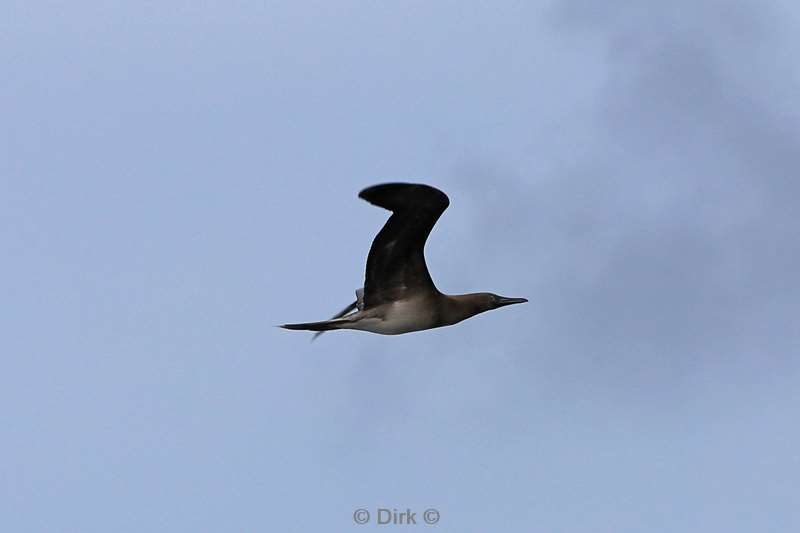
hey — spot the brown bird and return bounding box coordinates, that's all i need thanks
[280,183,527,337]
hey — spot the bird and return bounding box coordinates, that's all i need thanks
[280,183,527,337]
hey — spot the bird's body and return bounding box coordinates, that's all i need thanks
[343,295,439,335]
[280,183,527,337]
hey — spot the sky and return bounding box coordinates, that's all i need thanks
[2,1,799,532]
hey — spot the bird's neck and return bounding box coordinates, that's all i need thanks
[439,293,490,325]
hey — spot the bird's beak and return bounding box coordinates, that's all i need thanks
[495,296,528,307]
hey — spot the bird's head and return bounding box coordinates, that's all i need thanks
[447,292,528,323]
[481,293,529,310]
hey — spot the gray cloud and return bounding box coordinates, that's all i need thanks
[448,1,800,388]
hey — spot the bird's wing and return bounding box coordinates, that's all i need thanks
[358,183,449,308]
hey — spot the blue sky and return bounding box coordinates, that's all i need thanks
[3,1,799,531]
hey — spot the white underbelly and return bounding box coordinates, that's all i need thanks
[345,300,436,335]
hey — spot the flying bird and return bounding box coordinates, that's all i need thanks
[280,183,527,337]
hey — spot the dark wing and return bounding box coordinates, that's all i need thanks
[358,183,449,308]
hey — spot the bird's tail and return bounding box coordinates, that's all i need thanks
[279,317,351,333]
[279,300,360,341]
[312,300,359,341]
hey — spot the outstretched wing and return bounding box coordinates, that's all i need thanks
[358,183,449,308]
